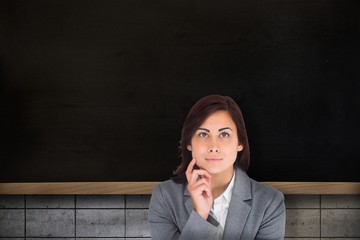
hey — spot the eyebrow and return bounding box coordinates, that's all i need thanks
[219,127,233,132]
[197,127,210,132]
[196,127,233,132]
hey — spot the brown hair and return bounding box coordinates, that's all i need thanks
[172,94,250,182]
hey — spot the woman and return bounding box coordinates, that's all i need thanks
[149,95,285,240]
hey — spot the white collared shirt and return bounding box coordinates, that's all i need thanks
[211,171,235,230]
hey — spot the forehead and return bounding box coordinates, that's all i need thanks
[199,111,237,129]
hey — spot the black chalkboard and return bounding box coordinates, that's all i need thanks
[1,0,359,182]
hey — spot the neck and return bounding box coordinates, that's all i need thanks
[210,167,234,199]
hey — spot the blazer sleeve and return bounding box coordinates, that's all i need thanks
[255,190,286,240]
[148,184,222,240]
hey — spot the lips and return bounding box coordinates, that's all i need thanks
[205,157,223,161]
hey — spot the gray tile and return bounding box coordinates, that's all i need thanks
[126,209,150,237]
[284,195,320,209]
[0,210,24,237]
[76,238,124,240]
[126,195,151,208]
[26,195,74,208]
[322,238,360,240]
[27,239,75,240]
[321,209,360,237]
[0,238,25,240]
[76,195,124,208]
[76,209,124,237]
[285,209,320,237]
[0,195,24,208]
[322,195,360,208]
[284,239,319,240]
[26,209,74,237]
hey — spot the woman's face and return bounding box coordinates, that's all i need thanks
[187,110,243,176]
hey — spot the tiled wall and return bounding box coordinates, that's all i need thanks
[1,194,359,239]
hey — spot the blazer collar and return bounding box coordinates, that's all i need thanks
[184,183,193,216]
[184,191,193,215]
[184,167,252,239]
[222,167,252,239]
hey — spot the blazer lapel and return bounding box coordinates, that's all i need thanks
[184,187,194,215]
[222,167,252,240]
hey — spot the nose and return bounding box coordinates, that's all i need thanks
[208,145,220,153]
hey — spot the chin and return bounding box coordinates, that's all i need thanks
[198,162,235,176]
[200,165,226,175]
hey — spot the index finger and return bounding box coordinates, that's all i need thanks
[185,157,196,180]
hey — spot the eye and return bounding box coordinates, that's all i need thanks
[198,132,208,138]
[219,132,230,138]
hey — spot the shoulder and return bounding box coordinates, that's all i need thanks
[152,179,187,201]
[248,177,285,211]
[250,178,283,198]
[234,167,283,202]
[149,179,187,219]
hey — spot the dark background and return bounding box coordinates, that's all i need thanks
[1,0,359,182]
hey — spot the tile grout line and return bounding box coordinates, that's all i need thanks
[23,207,128,209]
[319,194,321,238]
[24,195,26,239]
[75,195,77,239]
[124,195,127,238]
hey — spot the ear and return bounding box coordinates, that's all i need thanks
[187,145,192,151]
[237,144,243,152]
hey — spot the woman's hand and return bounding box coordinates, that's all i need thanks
[185,157,213,220]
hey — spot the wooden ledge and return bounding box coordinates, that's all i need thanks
[0,182,359,195]
[263,182,360,195]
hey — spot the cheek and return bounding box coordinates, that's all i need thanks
[223,143,241,155]
[189,141,207,155]
[191,143,205,153]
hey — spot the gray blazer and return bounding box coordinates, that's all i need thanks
[149,167,285,239]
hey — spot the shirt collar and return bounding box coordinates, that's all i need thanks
[223,170,235,202]
[214,171,236,204]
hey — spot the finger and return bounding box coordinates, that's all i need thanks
[190,169,211,186]
[190,169,202,184]
[191,183,211,196]
[190,178,211,192]
[185,157,197,182]
[205,187,212,198]
[191,178,210,189]
[186,157,196,176]
[191,169,212,182]
[198,182,212,199]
